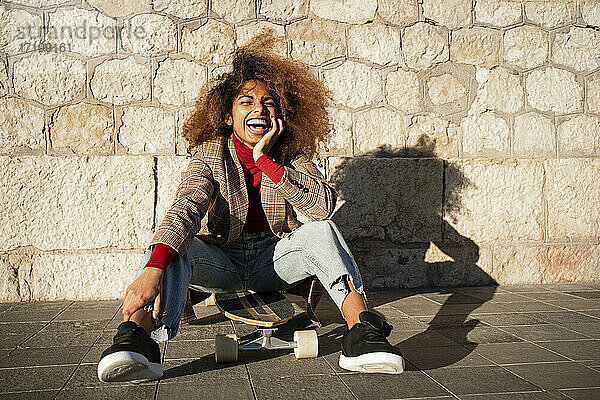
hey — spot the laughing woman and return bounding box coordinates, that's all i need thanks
[97,30,404,383]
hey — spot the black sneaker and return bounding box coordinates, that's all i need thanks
[339,311,405,374]
[97,321,163,383]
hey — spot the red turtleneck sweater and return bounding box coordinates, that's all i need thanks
[144,134,285,271]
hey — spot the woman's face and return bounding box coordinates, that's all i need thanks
[225,79,279,149]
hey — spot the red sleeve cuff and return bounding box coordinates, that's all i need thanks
[255,154,285,184]
[145,243,177,272]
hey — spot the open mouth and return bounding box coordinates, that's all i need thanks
[246,118,270,134]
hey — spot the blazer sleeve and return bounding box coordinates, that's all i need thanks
[148,155,215,259]
[272,154,337,221]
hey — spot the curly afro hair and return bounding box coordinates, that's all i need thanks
[181,28,334,164]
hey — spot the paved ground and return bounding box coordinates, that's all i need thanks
[0,283,599,399]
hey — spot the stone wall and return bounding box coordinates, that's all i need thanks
[1,0,599,301]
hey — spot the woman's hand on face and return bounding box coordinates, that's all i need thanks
[253,116,284,161]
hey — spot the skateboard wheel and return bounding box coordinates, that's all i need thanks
[205,293,216,306]
[293,330,318,359]
[215,334,238,363]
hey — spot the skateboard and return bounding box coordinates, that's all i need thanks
[213,291,318,363]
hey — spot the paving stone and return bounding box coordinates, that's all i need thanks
[56,384,156,400]
[254,374,354,399]
[517,292,586,301]
[339,370,450,399]
[505,361,600,391]
[245,352,333,377]
[566,291,600,299]
[435,325,522,345]
[21,329,102,348]
[0,365,76,392]
[528,311,599,325]
[426,365,539,395]
[460,392,557,399]
[0,310,61,323]
[502,285,554,293]
[160,357,248,382]
[543,300,600,311]
[556,323,600,339]
[391,329,463,348]
[559,387,600,399]
[536,340,600,362]
[163,339,215,360]
[0,390,58,400]
[42,319,112,332]
[0,345,89,368]
[498,302,563,313]
[502,325,589,342]
[474,342,570,364]
[401,345,493,369]
[474,313,548,327]
[157,380,252,399]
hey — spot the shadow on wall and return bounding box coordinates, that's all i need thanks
[328,142,495,289]
[326,143,498,369]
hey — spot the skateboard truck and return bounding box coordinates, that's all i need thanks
[215,327,318,363]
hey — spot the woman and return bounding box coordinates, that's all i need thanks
[98,31,404,383]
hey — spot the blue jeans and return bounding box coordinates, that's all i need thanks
[135,220,367,342]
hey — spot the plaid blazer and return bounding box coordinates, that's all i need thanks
[148,134,338,258]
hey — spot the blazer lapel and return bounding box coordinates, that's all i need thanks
[224,135,248,242]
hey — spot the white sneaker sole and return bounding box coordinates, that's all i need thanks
[339,352,405,374]
[97,351,163,383]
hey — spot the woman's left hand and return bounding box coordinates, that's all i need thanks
[253,116,284,162]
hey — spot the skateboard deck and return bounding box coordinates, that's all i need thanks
[215,291,295,328]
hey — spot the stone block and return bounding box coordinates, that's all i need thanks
[181,19,235,65]
[175,106,195,155]
[386,69,421,113]
[403,22,449,70]
[588,73,600,114]
[49,102,113,155]
[406,113,459,159]
[47,8,114,57]
[422,0,472,29]
[259,0,309,21]
[513,112,554,157]
[546,159,600,241]
[557,114,600,156]
[319,107,353,156]
[470,67,524,114]
[237,22,287,57]
[86,0,151,17]
[348,23,400,66]
[154,58,207,106]
[328,157,443,244]
[288,19,345,66]
[524,0,576,29]
[427,73,466,106]
[310,0,377,24]
[0,6,43,56]
[117,106,175,154]
[353,244,493,289]
[322,61,383,108]
[377,0,418,26]
[90,57,151,105]
[503,25,548,70]
[581,1,600,27]
[492,245,600,285]
[552,27,600,73]
[354,107,406,154]
[14,52,86,106]
[121,14,176,56]
[0,97,45,154]
[475,0,522,27]
[444,159,544,243]
[211,0,255,24]
[153,0,207,19]
[461,111,510,157]
[526,67,582,114]
[1,249,142,301]
[451,27,501,68]
[0,156,154,252]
